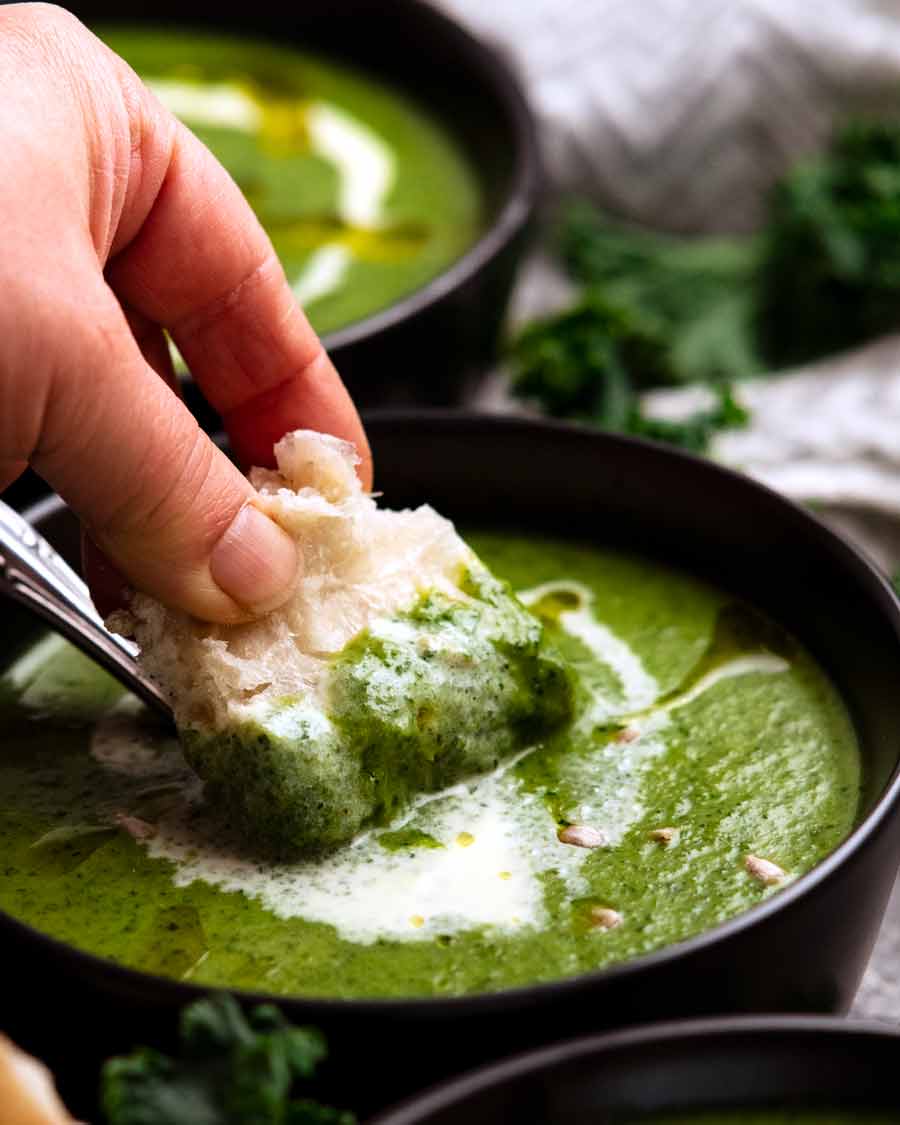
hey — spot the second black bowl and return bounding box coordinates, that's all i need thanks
[65,0,540,410]
[371,1016,900,1124]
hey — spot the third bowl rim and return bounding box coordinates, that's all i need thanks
[368,1013,900,1124]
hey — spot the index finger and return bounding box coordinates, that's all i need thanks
[104,81,372,485]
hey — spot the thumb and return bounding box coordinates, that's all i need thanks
[33,292,299,624]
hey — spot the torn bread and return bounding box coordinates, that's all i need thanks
[114,430,572,855]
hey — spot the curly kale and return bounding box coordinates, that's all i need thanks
[559,203,761,387]
[510,296,658,419]
[101,994,354,1125]
[509,208,756,452]
[756,119,900,368]
[511,117,900,451]
[509,293,749,453]
[625,385,749,454]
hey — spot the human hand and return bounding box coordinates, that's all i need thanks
[0,3,371,624]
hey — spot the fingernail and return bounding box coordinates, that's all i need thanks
[209,505,299,613]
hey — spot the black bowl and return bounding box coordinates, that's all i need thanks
[370,1016,900,1123]
[62,0,540,413]
[4,414,900,1119]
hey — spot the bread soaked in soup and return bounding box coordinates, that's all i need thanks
[114,431,573,856]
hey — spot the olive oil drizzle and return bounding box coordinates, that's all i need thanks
[522,591,793,828]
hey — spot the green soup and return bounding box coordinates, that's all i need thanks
[0,533,860,998]
[99,27,483,335]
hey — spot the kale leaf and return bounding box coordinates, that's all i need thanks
[559,203,761,387]
[624,385,749,454]
[510,118,900,452]
[756,119,900,368]
[101,994,354,1125]
[509,292,749,453]
[509,294,660,418]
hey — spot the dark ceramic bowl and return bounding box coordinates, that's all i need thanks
[370,1016,900,1123]
[3,415,900,1118]
[64,0,540,412]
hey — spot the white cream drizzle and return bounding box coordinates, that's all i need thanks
[4,635,65,690]
[666,653,789,713]
[305,101,394,228]
[85,583,789,946]
[144,770,584,945]
[146,79,263,132]
[291,245,353,306]
[290,103,394,305]
[518,581,659,718]
[145,78,396,306]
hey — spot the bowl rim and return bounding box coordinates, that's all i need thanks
[310,0,541,350]
[367,1013,900,1124]
[5,412,900,1019]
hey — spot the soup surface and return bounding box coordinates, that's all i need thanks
[99,27,483,335]
[0,533,859,997]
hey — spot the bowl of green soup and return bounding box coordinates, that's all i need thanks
[3,414,900,1117]
[370,1016,900,1124]
[65,0,539,411]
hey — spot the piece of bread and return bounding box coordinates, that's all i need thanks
[116,430,572,855]
[0,1034,76,1125]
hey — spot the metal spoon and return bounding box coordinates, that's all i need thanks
[0,499,173,721]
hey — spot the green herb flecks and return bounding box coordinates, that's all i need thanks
[378,827,444,852]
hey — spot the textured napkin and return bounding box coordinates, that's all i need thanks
[440,0,900,234]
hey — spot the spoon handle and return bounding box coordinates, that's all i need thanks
[0,500,172,721]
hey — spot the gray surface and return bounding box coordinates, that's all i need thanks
[853,875,900,1021]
